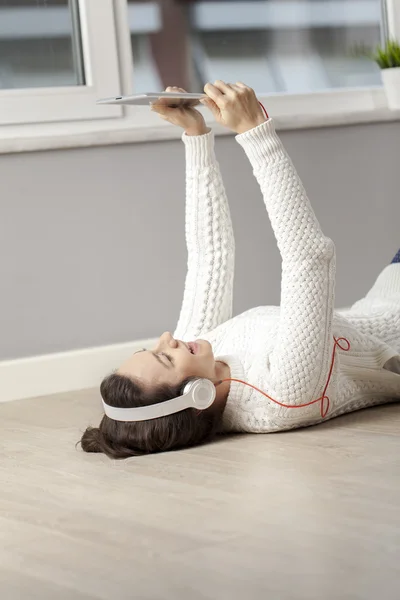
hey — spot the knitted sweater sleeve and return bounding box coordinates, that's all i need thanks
[173,130,235,341]
[236,120,336,411]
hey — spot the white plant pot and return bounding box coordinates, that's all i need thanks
[381,66,400,110]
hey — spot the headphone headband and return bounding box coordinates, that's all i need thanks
[102,378,216,422]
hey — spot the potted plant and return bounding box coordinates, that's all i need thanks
[370,40,400,110]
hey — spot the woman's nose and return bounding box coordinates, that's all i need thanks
[159,332,178,348]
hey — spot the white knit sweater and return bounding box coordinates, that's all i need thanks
[174,120,400,432]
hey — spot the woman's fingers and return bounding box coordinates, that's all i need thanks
[214,80,235,96]
[204,80,238,108]
[165,86,186,92]
[202,80,266,133]
[155,86,183,108]
[153,87,181,111]
[162,85,197,108]
[200,96,220,118]
[151,85,207,133]
[204,82,225,102]
[150,103,172,114]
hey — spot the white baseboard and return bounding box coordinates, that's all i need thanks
[0,338,157,404]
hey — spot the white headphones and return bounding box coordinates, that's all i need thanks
[102,378,216,422]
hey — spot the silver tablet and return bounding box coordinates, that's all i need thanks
[96,92,206,106]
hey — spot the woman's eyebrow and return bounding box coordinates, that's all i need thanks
[151,352,171,369]
[134,348,171,369]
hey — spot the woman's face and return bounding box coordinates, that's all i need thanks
[118,332,218,389]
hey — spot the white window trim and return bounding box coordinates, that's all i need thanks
[0,0,400,154]
[387,0,400,38]
[0,0,122,125]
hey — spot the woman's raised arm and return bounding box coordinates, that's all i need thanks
[152,87,235,340]
[204,82,336,417]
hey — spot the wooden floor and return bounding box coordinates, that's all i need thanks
[1,389,399,600]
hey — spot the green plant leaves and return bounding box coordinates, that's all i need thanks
[351,39,400,69]
[372,40,400,69]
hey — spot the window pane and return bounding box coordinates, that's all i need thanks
[128,0,382,94]
[0,0,85,90]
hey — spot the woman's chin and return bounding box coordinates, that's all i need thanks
[196,339,213,357]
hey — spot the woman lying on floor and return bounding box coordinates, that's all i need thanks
[80,81,400,459]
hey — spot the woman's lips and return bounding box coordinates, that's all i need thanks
[188,342,199,355]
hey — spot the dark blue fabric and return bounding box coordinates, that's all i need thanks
[392,249,400,264]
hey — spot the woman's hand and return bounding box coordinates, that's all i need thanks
[151,86,210,136]
[201,81,266,134]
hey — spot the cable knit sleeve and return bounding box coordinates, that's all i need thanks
[236,119,336,411]
[173,130,235,341]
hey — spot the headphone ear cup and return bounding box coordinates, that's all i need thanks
[182,378,216,410]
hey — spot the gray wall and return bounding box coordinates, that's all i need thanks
[1,121,399,361]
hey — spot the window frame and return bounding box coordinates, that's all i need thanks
[0,0,123,125]
[0,0,399,154]
[387,0,400,39]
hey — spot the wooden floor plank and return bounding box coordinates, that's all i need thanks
[1,391,399,599]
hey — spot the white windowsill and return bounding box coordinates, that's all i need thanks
[1,87,399,154]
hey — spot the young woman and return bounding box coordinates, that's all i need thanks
[80,82,400,459]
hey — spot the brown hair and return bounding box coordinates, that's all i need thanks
[79,373,222,459]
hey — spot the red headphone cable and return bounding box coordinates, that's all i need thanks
[217,336,350,419]
[259,101,269,119]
